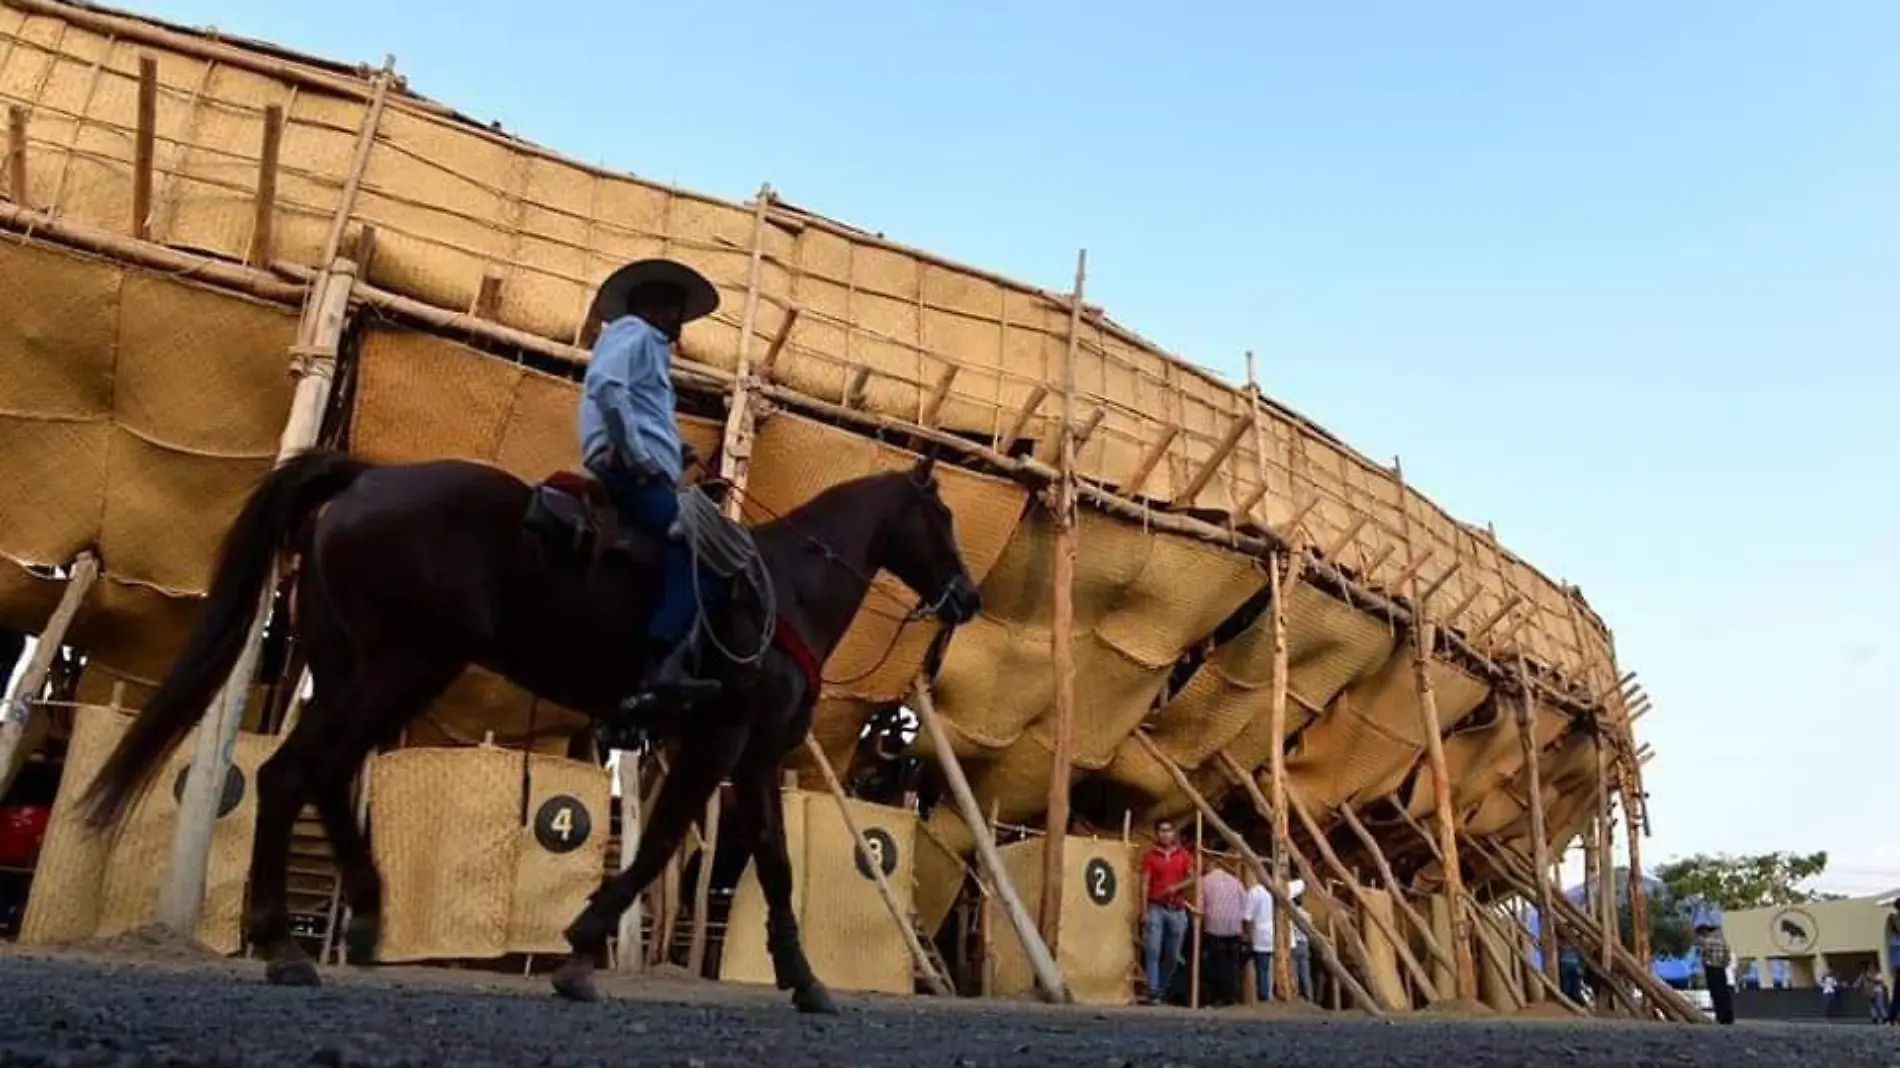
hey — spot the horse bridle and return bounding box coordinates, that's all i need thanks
[701,473,968,688]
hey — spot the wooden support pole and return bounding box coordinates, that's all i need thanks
[912,676,1070,1003]
[801,736,954,995]
[1122,426,1179,497]
[1416,562,1464,608]
[8,106,29,206]
[1464,595,1524,644]
[1138,737,1384,1015]
[1594,740,1617,979]
[133,54,156,239]
[919,364,959,428]
[686,785,721,976]
[1438,586,1484,630]
[1387,552,1435,597]
[1463,898,1586,1015]
[1515,681,1560,989]
[997,385,1048,451]
[1274,495,1323,547]
[1622,775,1650,965]
[1474,839,1702,1023]
[1189,808,1204,1008]
[755,307,799,379]
[1394,457,1476,1001]
[1286,794,1442,1001]
[157,256,358,936]
[614,753,645,972]
[1320,515,1371,563]
[1072,406,1106,448]
[717,182,773,518]
[246,104,283,266]
[1359,543,1397,582]
[843,366,872,409]
[472,266,504,320]
[1334,806,1457,978]
[1264,554,1296,1001]
[1039,248,1085,955]
[1170,413,1253,508]
[0,552,101,798]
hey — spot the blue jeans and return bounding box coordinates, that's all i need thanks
[592,463,712,646]
[1252,950,1274,999]
[1142,903,1189,1001]
[1292,942,1313,1000]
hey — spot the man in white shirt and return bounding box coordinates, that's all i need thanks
[1241,869,1276,1000]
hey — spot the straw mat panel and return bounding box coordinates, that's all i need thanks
[368,746,517,962]
[984,836,1138,1005]
[20,705,276,955]
[507,753,613,953]
[1286,652,1489,814]
[721,789,917,995]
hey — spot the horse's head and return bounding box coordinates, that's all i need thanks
[877,454,982,625]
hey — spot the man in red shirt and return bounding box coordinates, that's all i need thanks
[1139,818,1195,1004]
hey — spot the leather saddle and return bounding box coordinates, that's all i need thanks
[523,469,633,566]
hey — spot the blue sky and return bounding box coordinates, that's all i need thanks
[135,1,1898,893]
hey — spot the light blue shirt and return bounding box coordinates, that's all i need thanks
[579,314,683,484]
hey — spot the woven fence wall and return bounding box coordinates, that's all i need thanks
[0,236,296,681]
[983,836,1138,1005]
[0,0,1617,688]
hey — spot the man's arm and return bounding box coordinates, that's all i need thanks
[586,323,670,475]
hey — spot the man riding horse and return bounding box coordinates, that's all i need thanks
[579,257,730,723]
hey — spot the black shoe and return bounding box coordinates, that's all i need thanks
[619,637,722,718]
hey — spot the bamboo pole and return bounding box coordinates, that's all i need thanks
[1464,898,1586,1015]
[685,785,721,976]
[1170,413,1252,508]
[1285,794,1441,1001]
[1594,742,1617,980]
[157,256,357,935]
[7,105,27,206]
[1136,735,1385,1016]
[801,735,954,996]
[0,552,100,798]
[247,104,283,266]
[1264,555,1296,1001]
[1039,249,1085,955]
[1189,808,1203,1008]
[1394,457,1476,1001]
[1122,426,1179,497]
[997,385,1048,451]
[912,676,1070,1003]
[614,752,645,972]
[1474,839,1702,1023]
[1334,806,1456,978]
[1490,530,1561,993]
[0,202,307,302]
[133,54,156,239]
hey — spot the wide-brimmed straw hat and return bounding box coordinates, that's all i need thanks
[589,257,719,324]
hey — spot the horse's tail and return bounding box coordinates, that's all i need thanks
[77,448,371,830]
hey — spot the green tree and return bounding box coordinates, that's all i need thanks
[1652,850,1833,912]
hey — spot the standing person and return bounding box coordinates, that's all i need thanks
[1241,867,1276,1001]
[1139,819,1195,1005]
[1199,860,1245,1006]
[1290,893,1314,1001]
[1887,899,1900,1025]
[1694,922,1735,1025]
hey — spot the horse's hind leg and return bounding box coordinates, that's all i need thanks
[246,715,331,986]
[551,722,750,1003]
[731,746,837,1014]
[308,657,461,968]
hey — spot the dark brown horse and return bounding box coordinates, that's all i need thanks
[76,446,981,1014]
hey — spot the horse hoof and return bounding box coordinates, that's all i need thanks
[345,916,380,966]
[792,983,839,1015]
[551,963,601,1004]
[265,959,322,987]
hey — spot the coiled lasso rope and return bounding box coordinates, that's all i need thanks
[673,482,777,666]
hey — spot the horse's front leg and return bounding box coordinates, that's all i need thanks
[732,748,837,1014]
[552,721,749,1003]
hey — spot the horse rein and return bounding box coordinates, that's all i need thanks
[691,469,960,688]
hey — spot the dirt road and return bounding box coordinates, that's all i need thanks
[1,948,1895,1067]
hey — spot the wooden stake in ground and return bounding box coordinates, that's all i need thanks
[912,676,1071,1004]
[0,551,101,798]
[1393,456,1477,1001]
[1286,794,1441,1002]
[157,257,358,936]
[1264,552,1296,1000]
[1132,733,1384,1016]
[1040,248,1086,955]
[614,753,645,972]
[686,785,722,977]
[802,735,954,996]
[1334,806,1456,980]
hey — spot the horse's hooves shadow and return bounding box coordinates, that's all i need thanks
[265,959,322,988]
[793,985,840,1015]
[550,964,603,1004]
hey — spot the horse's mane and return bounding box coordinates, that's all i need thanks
[748,468,917,541]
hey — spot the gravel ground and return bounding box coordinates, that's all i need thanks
[1,948,1896,1068]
